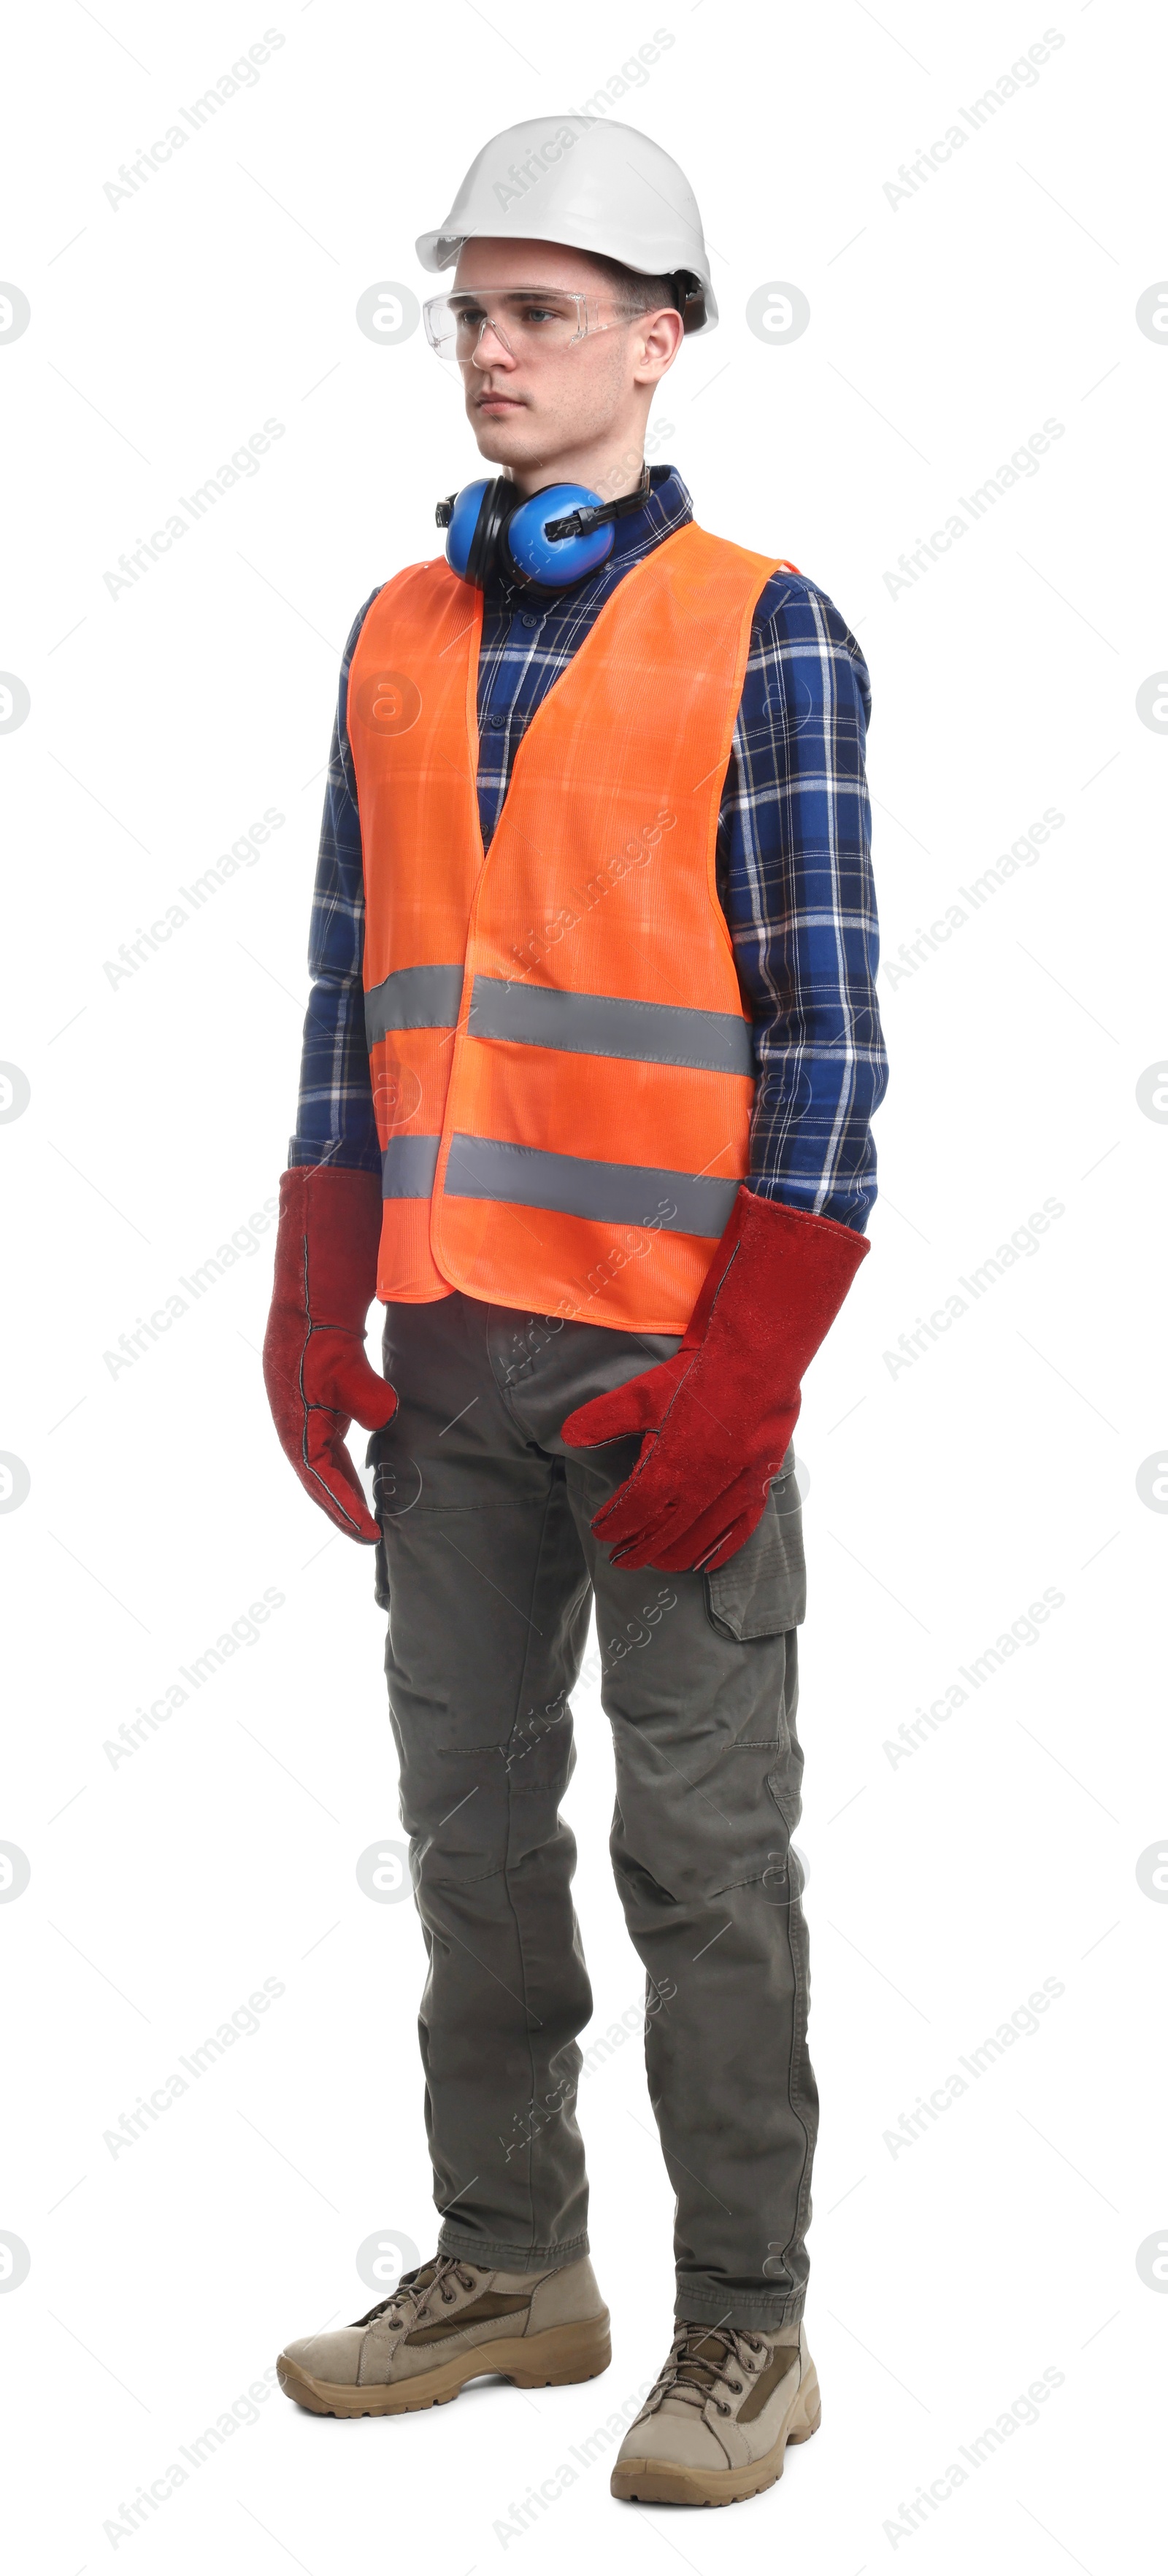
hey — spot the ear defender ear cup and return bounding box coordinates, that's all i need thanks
[464,478,520,588]
[442,477,495,582]
[444,477,521,586]
[439,470,648,592]
[502,484,616,590]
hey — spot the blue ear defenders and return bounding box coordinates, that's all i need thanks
[435,466,650,594]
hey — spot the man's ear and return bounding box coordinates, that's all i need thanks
[633,306,685,385]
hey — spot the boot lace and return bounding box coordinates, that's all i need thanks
[648,2323,768,2416]
[353,2255,480,2332]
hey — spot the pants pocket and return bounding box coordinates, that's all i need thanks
[704,1443,806,1640]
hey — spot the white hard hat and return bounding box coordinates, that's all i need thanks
[415,117,718,333]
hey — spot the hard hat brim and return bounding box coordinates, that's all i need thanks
[413,117,718,334]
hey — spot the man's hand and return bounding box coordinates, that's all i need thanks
[561,1189,869,1573]
[263,1166,398,1543]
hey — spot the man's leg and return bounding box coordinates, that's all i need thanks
[372,1290,598,2272]
[494,1303,815,2331]
[594,1601,810,2331]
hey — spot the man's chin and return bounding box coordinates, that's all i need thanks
[469,412,539,466]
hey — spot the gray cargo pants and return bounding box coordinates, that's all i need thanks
[371,1289,815,2329]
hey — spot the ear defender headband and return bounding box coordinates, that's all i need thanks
[436,466,650,594]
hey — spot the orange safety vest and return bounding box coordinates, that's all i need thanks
[347,519,790,1333]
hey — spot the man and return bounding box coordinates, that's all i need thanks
[264,117,886,2509]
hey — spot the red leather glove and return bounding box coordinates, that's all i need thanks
[561,1187,869,1573]
[263,1166,398,1544]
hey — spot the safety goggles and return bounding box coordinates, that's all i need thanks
[422,286,626,365]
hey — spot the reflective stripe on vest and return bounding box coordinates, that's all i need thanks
[366,968,753,1069]
[348,521,785,1332]
[381,1130,739,1238]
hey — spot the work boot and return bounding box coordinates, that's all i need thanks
[611,2317,820,2506]
[277,2252,610,2418]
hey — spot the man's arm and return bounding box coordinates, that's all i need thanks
[264,590,397,1547]
[717,570,888,1230]
[562,566,885,1570]
[288,590,383,1174]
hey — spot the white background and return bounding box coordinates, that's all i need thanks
[2,1,1165,2567]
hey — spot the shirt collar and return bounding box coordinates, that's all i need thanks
[607,462,694,566]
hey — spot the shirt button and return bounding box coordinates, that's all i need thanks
[522,613,541,628]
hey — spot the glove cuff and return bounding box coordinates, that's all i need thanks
[707,1186,868,1378]
[274,1164,384,1337]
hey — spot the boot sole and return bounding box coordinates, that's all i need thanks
[610,2365,821,2507]
[277,2310,612,2418]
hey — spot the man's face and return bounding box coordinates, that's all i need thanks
[448,236,675,482]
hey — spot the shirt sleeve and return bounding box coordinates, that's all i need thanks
[287,590,383,1174]
[717,571,888,1232]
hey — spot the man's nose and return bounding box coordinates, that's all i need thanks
[469,317,515,368]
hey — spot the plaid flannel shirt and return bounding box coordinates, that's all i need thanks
[290,465,887,1232]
